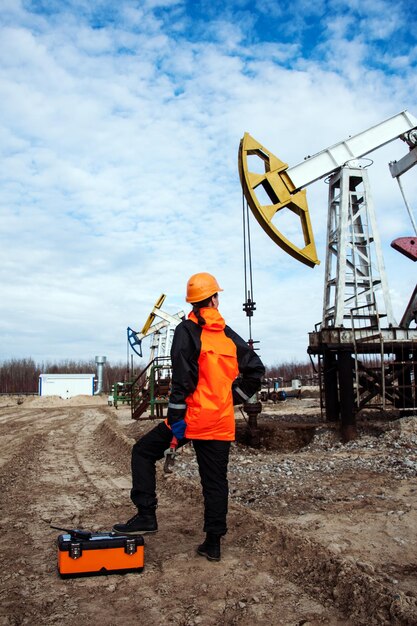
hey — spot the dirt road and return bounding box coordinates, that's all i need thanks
[0,394,416,625]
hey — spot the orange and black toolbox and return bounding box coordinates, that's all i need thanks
[56,529,144,578]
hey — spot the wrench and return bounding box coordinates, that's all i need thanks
[163,436,178,474]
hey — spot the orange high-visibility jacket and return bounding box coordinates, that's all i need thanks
[167,308,265,440]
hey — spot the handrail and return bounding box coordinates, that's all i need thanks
[131,356,171,387]
[131,356,172,419]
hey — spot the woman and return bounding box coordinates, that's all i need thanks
[113,272,265,561]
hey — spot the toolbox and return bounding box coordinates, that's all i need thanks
[57,531,144,578]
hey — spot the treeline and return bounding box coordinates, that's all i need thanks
[0,358,145,394]
[265,360,318,386]
[0,357,318,395]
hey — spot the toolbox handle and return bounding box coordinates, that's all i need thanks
[51,525,92,540]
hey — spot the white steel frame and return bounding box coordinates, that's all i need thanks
[322,164,395,330]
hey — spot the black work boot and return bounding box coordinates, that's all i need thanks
[197,533,221,561]
[112,510,158,535]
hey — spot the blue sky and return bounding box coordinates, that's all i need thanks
[1,0,416,368]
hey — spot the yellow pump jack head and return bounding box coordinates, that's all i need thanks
[238,133,319,268]
[140,294,167,335]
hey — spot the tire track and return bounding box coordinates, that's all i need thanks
[1,403,416,625]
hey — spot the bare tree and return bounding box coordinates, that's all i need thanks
[265,360,318,386]
[0,358,145,394]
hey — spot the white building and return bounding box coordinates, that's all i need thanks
[39,374,96,399]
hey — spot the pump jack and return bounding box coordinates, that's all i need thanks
[239,110,417,440]
[128,295,184,420]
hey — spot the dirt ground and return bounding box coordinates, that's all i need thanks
[0,392,417,626]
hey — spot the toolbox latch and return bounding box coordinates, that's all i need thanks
[69,542,82,560]
[124,538,137,555]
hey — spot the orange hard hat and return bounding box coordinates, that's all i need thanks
[186,272,223,303]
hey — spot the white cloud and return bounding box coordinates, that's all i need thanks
[0,0,416,367]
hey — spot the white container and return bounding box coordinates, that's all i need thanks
[291,379,302,389]
[39,374,96,399]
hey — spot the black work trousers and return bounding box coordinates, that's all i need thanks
[130,421,231,536]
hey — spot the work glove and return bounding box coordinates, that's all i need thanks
[170,419,186,440]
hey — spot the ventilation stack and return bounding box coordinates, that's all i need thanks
[95,356,107,394]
